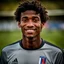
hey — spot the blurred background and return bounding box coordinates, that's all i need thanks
[0,0,64,54]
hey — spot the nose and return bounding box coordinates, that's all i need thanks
[26,20,34,28]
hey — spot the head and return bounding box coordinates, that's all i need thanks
[14,0,49,38]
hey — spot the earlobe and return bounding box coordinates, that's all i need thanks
[18,22,21,28]
[41,22,45,29]
[42,22,45,25]
[41,23,44,27]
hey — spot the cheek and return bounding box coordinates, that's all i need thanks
[19,22,26,29]
[35,24,42,33]
[18,23,24,32]
[36,24,42,30]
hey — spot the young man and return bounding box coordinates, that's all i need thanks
[0,0,64,64]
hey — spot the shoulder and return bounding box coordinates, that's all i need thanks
[1,40,22,62]
[2,40,21,53]
[42,40,63,53]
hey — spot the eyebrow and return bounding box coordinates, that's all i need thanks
[21,15,40,18]
[22,16,28,18]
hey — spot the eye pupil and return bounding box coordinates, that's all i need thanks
[21,16,40,22]
[22,17,28,22]
[32,17,39,22]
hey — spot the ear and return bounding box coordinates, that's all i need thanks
[41,22,45,28]
[17,22,21,28]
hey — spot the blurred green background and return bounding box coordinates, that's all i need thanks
[0,0,64,54]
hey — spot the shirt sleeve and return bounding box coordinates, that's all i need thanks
[55,50,64,64]
[0,51,8,64]
[61,50,64,64]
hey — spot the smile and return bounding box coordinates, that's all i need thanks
[26,29,35,32]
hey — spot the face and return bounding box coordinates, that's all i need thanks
[18,10,44,38]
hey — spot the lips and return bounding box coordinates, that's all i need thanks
[25,29,36,30]
[26,29,35,33]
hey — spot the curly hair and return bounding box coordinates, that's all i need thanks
[14,0,49,23]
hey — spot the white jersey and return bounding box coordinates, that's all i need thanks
[0,39,64,64]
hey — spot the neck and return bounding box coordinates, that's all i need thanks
[22,36,42,49]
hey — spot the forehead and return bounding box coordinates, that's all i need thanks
[21,10,40,17]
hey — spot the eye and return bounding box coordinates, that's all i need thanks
[32,17,39,22]
[21,17,28,22]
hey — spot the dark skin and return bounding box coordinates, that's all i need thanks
[18,10,45,49]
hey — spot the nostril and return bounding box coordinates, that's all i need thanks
[27,22,34,27]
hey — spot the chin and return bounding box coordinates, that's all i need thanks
[25,34,36,38]
[23,33,37,38]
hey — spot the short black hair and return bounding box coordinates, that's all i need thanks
[14,0,49,23]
